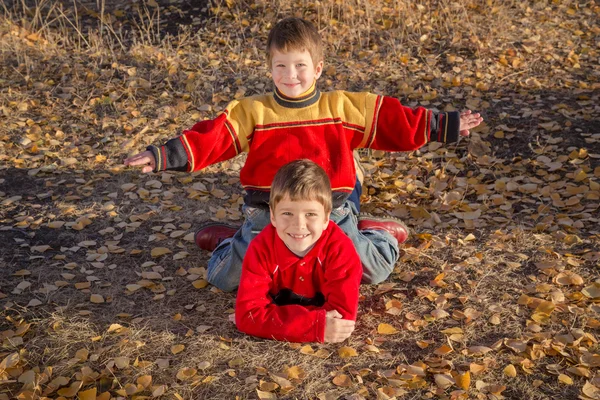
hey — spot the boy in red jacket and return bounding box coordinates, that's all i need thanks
[235,160,361,343]
[124,18,483,292]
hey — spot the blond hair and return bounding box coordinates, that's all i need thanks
[270,159,332,215]
[266,17,323,66]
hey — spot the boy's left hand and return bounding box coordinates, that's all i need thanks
[459,110,483,137]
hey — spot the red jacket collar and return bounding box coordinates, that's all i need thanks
[271,223,333,272]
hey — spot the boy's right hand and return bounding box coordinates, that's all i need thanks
[123,151,156,173]
[324,310,355,343]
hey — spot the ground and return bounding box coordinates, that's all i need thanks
[0,0,599,399]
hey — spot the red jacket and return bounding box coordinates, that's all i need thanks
[148,87,460,208]
[235,223,362,343]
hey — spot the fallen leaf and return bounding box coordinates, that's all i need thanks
[332,374,352,387]
[338,346,358,359]
[151,247,172,257]
[504,364,517,377]
[171,344,185,354]
[90,294,105,303]
[377,323,398,335]
[558,374,573,385]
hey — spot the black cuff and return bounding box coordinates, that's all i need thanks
[146,137,189,172]
[430,111,460,143]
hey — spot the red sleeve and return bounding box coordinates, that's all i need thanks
[147,105,244,173]
[235,237,327,343]
[178,112,242,172]
[367,96,459,152]
[319,230,362,321]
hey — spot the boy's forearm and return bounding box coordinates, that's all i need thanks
[236,305,327,342]
[369,97,461,151]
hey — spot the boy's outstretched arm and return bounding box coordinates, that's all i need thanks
[123,151,156,174]
[459,110,483,137]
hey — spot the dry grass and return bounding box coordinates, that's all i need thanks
[1,0,599,399]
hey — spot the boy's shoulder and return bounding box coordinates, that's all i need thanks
[318,90,380,106]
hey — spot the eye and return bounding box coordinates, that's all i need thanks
[282,212,292,216]
[306,213,317,217]
[297,63,306,68]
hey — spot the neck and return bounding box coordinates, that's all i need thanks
[274,82,320,109]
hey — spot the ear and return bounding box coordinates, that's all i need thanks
[323,214,330,229]
[270,208,277,227]
[314,60,324,80]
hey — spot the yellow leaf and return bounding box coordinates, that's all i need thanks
[338,346,358,359]
[504,364,517,377]
[57,381,82,397]
[151,247,172,257]
[455,371,470,390]
[377,323,398,335]
[299,345,314,355]
[48,221,65,229]
[107,323,124,333]
[285,366,305,380]
[558,374,573,385]
[171,344,185,354]
[176,367,197,380]
[78,388,97,400]
[90,294,105,304]
[192,279,209,289]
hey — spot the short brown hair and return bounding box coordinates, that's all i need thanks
[270,159,332,215]
[266,17,323,66]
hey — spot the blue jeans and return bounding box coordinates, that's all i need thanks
[207,200,400,292]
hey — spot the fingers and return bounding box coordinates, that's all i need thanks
[324,319,356,343]
[228,313,235,322]
[123,151,156,174]
[124,154,151,166]
[326,310,343,319]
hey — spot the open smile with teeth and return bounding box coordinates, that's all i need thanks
[288,233,309,239]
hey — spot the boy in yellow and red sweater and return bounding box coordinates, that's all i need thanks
[124,18,483,292]
[235,160,361,343]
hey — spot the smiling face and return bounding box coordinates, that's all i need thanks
[270,48,323,98]
[270,196,329,257]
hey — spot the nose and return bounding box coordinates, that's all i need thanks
[285,66,297,79]
[292,215,306,228]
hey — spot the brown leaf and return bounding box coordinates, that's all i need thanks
[332,374,352,387]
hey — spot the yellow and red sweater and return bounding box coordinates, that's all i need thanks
[148,86,460,208]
